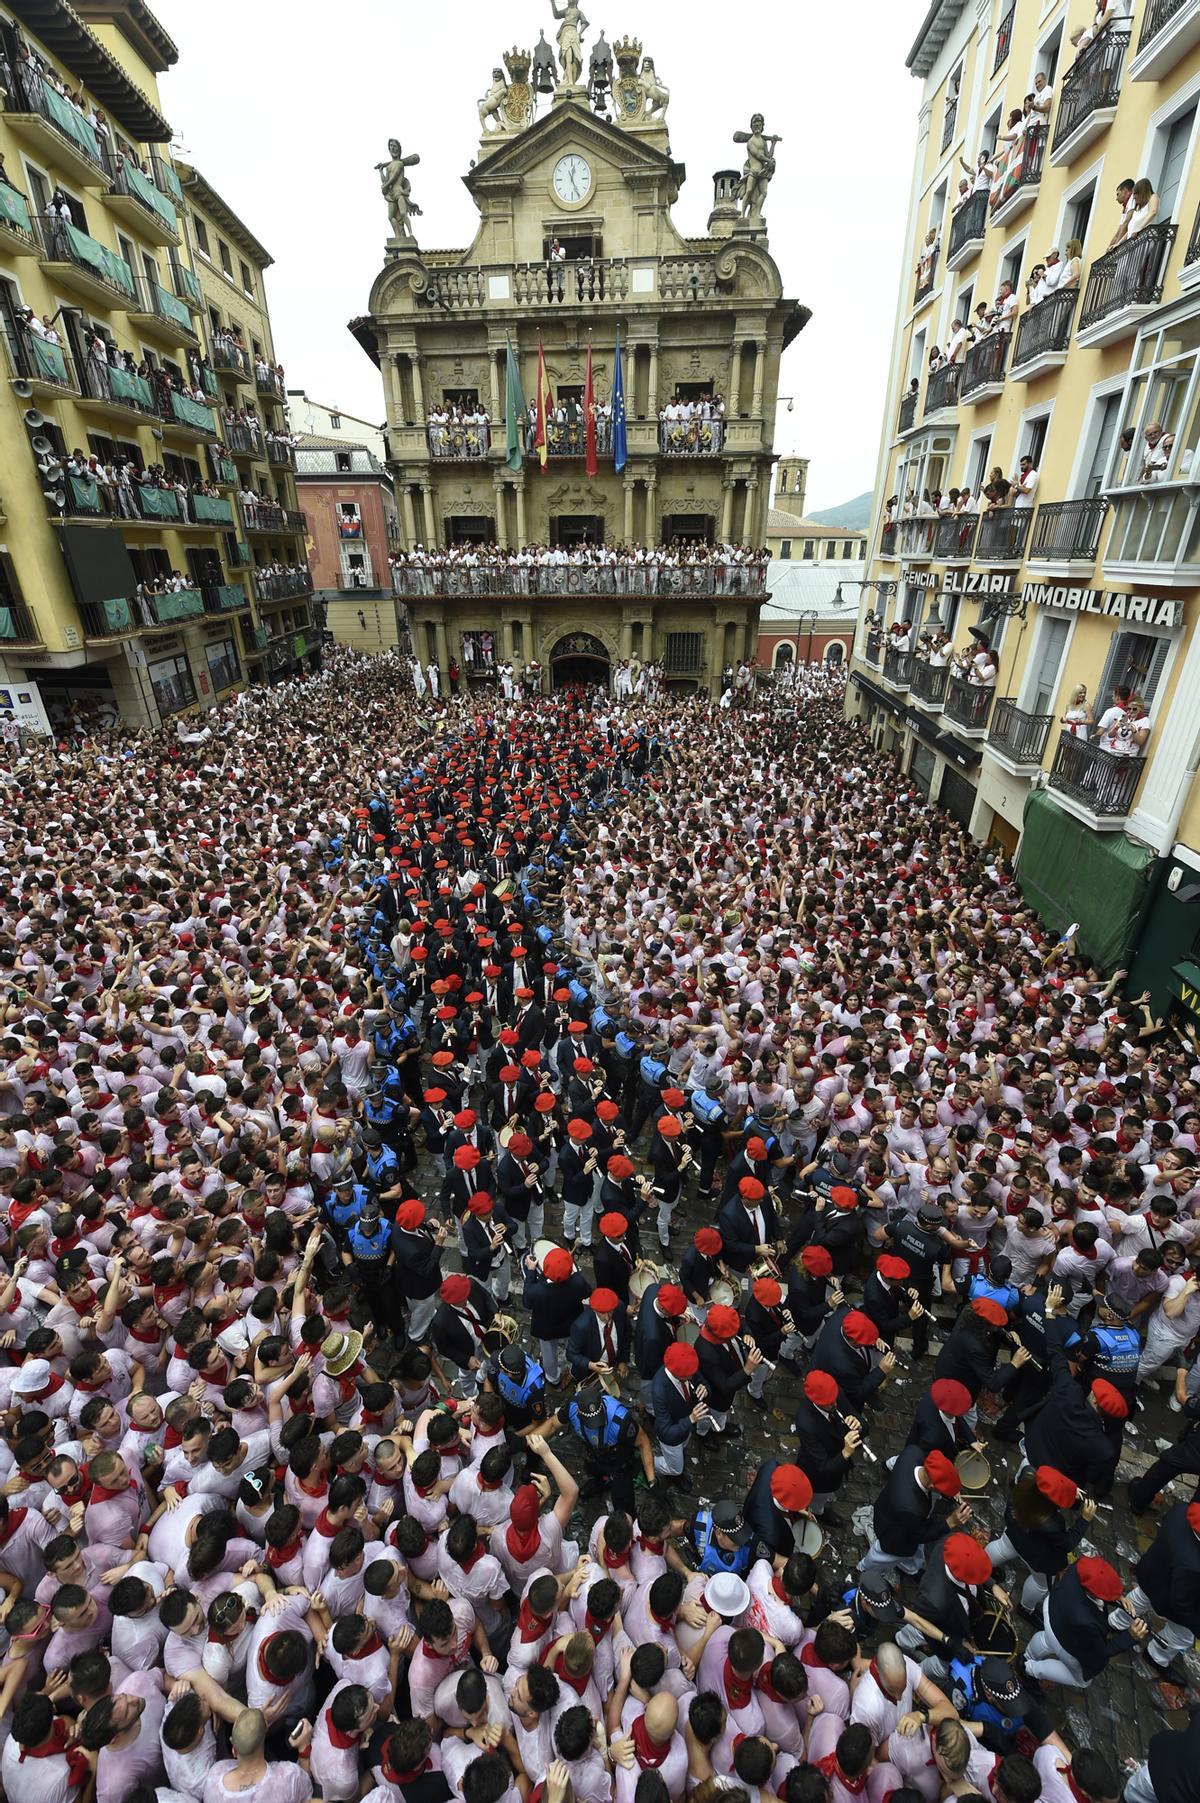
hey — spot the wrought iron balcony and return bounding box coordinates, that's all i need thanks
[961,330,1009,398]
[212,340,251,382]
[266,438,297,469]
[4,67,113,186]
[389,562,767,599]
[1049,732,1144,817]
[659,418,723,456]
[898,391,917,433]
[883,647,914,688]
[910,658,949,707]
[201,583,250,614]
[239,502,306,535]
[128,276,199,347]
[0,601,42,645]
[932,513,979,561]
[864,629,883,666]
[1051,28,1129,163]
[225,423,262,458]
[9,328,78,396]
[1079,223,1178,338]
[427,422,490,460]
[988,697,1055,765]
[1134,0,1200,80]
[1028,498,1108,563]
[880,520,898,559]
[109,156,179,242]
[915,247,939,306]
[1011,290,1079,374]
[941,96,958,153]
[993,2,1015,71]
[78,598,137,637]
[37,213,135,306]
[944,675,996,733]
[1187,202,1200,273]
[948,191,988,268]
[255,366,284,400]
[0,179,37,252]
[990,123,1045,224]
[79,357,158,422]
[253,571,313,601]
[899,516,937,558]
[924,361,963,418]
[976,506,1033,562]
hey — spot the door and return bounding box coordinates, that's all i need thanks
[1023,614,1070,715]
[939,765,977,827]
[1154,105,1196,221]
[550,515,604,547]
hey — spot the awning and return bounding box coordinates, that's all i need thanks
[851,672,981,769]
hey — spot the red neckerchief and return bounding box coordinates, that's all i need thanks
[584,1608,611,1643]
[419,1640,449,1663]
[506,1520,542,1564]
[770,1575,793,1606]
[65,1289,96,1316]
[267,1536,302,1570]
[1059,1767,1091,1803]
[456,1540,486,1573]
[756,1667,786,1703]
[313,1508,340,1538]
[354,1630,384,1659]
[257,1633,289,1684]
[87,1479,129,1504]
[383,1748,430,1786]
[724,1657,755,1709]
[0,1507,27,1541]
[324,1707,359,1750]
[30,1373,66,1401]
[815,1754,868,1794]
[516,1598,552,1643]
[73,1373,110,1393]
[155,1281,187,1304]
[57,1473,92,1506]
[18,1717,90,1785]
[297,1473,328,1498]
[868,1658,903,1700]
[601,1540,628,1572]
[631,1713,671,1769]
[638,1535,665,1555]
[800,1643,831,1671]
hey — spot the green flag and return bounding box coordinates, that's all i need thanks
[504,334,526,472]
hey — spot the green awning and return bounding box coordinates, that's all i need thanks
[1016,789,1157,969]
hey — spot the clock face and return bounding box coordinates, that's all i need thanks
[552,153,592,205]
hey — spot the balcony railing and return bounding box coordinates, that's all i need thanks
[941,100,958,154]
[255,367,284,400]
[37,213,135,301]
[1011,289,1079,371]
[253,571,313,601]
[5,67,112,181]
[993,2,1015,71]
[225,423,262,458]
[110,156,178,237]
[883,647,914,687]
[977,506,1033,562]
[1187,202,1200,272]
[145,589,205,625]
[988,697,1055,764]
[990,123,1045,219]
[428,422,490,460]
[899,516,937,557]
[10,328,78,393]
[880,521,898,559]
[0,601,42,644]
[915,247,939,306]
[78,598,137,636]
[659,418,723,456]
[1080,223,1178,331]
[898,391,917,433]
[1029,497,1108,562]
[80,357,158,419]
[266,439,297,469]
[948,191,988,265]
[932,513,979,560]
[164,389,217,435]
[910,658,949,707]
[201,583,249,614]
[0,180,36,247]
[212,340,251,381]
[208,448,238,485]
[864,629,883,666]
[389,563,768,599]
[924,360,963,417]
[944,676,996,732]
[133,276,198,340]
[1138,0,1194,55]
[961,330,1009,397]
[239,501,303,534]
[1052,29,1129,157]
[153,155,185,207]
[1049,732,1144,815]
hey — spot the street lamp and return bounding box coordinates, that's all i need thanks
[796,608,818,665]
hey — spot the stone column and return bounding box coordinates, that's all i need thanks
[515,482,527,547]
[488,351,501,423]
[410,354,425,417]
[435,618,450,675]
[729,343,743,416]
[494,476,509,549]
[720,478,734,543]
[751,340,766,417]
[646,470,658,545]
[421,483,436,544]
[648,344,659,418]
[743,476,759,546]
[620,612,633,658]
[400,485,417,548]
[623,476,635,544]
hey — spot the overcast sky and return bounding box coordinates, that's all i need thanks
[152,0,918,513]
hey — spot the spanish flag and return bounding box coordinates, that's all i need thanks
[534,333,553,472]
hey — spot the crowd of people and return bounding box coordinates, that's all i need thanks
[0,649,1197,1803]
[389,544,770,599]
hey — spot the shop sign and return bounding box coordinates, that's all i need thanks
[1021,581,1183,629]
[905,571,941,590]
[942,571,1016,596]
[1174,963,1200,1021]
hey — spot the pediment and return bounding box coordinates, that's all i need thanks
[466,98,677,190]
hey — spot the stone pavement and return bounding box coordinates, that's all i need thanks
[408,1136,1200,1768]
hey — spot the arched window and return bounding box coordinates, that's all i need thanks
[825,640,845,665]
[773,641,794,668]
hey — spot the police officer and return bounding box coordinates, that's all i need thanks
[361,1129,406,1212]
[967,1253,1021,1316]
[327,1173,369,1242]
[945,1656,1050,1755]
[691,1500,754,1577]
[484,1342,550,1437]
[554,1383,654,1513]
[346,1195,396,1317]
[884,1203,963,1359]
[839,1570,906,1645]
[1074,1291,1142,1410]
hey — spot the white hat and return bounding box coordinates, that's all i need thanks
[12,1359,51,1397]
[705,1571,750,1618]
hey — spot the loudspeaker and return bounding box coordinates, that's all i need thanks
[31,434,53,456]
[10,379,33,399]
[44,488,65,508]
[23,407,46,428]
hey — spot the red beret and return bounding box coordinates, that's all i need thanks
[431,1050,454,1069]
[842,1309,877,1346]
[804,1370,839,1407]
[801,1245,834,1277]
[943,1532,992,1586]
[658,1117,682,1139]
[499,1028,519,1046]
[705,1305,741,1341]
[924,1450,962,1497]
[544,1249,574,1282]
[657,1284,687,1317]
[739,1176,766,1201]
[521,1050,542,1069]
[664,1343,699,1378]
[746,1137,768,1160]
[830,1186,858,1211]
[663,1088,686,1108]
[1091,1378,1129,1419]
[422,1088,447,1106]
[607,1155,635,1180]
[877,1255,911,1281]
[694,1227,723,1256]
[453,1145,481,1170]
[507,1132,533,1157]
[515,987,535,1001]
[440,1274,471,1305]
[396,1200,425,1231]
[769,1464,813,1512]
[753,1277,783,1308]
[599,1212,628,1238]
[573,1058,594,1075]
[589,1288,619,1313]
[454,1110,476,1130]
[972,1298,1008,1327]
[499,1064,521,1083]
[467,1192,493,1217]
[1036,1466,1078,1509]
[534,1094,556,1114]
[567,1118,593,1141]
[1075,1556,1124,1601]
[597,1100,620,1123]
[930,1379,972,1417]
[1188,1503,1200,1537]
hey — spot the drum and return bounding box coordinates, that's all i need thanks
[481,1315,518,1354]
[498,1124,515,1149]
[955,1446,992,1493]
[629,1263,666,1302]
[794,1517,824,1557]
[532,1239,560,1271]
[710,1279,736,1309]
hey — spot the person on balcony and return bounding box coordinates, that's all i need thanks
[1029,71,1054,126]
[945,318,969,364]
[1012,456,1039,506]
[1127,179,1160,239]
[1062,685,1094,741]
[1101,693,1151,760]
[1138,422,1170,483]
[1106,177,1137,248]
[968,637,998,689]
[996,280,1019,332]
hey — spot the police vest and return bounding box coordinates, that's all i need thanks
[569,980,590,1009]
[968,1275,1020,1313]
[349,1219,390,1262]
[888,1220,940,1278]
[568,1394,630,1454]
[693,1508,752,1576]
[366,1149,399,1186]
[365,1093,398,1126]
[640,1056,667,1087]
[948,1658,1021,1737]
[1090,1323,1141,1375]
[495,1357,545,1409]
[329,1185,369,1228]
[614,1031,638,1062]
[591,1007,613,1035]
[691,1092,725,1127]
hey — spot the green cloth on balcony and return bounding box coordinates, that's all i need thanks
[62,221,135,296]
[215,457,236,485]
[154,283,193,330]
[68,474,101,513]
[156,160,184,204]
[154,590,203,622]
[109,365,152,409]
[29,335,68,384]
[215,585,246,609]
[201,369,219,398]
[39,80,103,163]
[0,184,32,234]
[120,160,176,231]
[0,609,17,640]
[137,484,182,520]
[294,635,307,658]
[193,495,233,525]
[176,264,202,305]
[169,391,214,432]
[99,597,134,630]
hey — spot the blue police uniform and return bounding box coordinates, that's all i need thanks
[348,1215,391,1264]
[329,1184,369,1230]
[967,1274,1021,1313]
[692,1508,752,1576]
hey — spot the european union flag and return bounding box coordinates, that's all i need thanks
[612,327,627,473]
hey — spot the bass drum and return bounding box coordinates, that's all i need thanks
[532,1239,560,1271]
[630,1263,666,1302]
[793,1516,824,1558]
[710,1279,737,1308]
[955,1447,991,1494]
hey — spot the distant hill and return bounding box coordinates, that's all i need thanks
[806,492,874,530]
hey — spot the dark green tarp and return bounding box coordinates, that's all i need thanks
[1016,789,1156,969]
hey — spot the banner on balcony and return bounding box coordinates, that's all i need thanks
[1020,581,1183,629]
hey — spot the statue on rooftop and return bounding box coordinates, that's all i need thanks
[550,0,587,89]
[733,113,782,223]
[376,140,421,241]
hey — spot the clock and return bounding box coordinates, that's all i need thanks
[552,153,592,206]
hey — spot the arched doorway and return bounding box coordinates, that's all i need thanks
[549,631,611,691]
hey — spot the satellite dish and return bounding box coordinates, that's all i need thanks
[23,408,46,429]
[11,380,33,400]
[31,434,54,456]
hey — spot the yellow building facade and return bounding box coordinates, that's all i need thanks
[848,0,1200,1015]
[0,0,311,729]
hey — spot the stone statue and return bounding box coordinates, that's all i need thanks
[550,0,587,89]
[588,31,613,108]
[376,139,421,240]
[733,113,782,222]
[532,29,558,93]
[479,67,509,131]
[641,55,669,118]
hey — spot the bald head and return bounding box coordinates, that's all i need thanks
[645,1693,678,1742]
[232,1708,267,1758]
[874,1642,908,1693]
